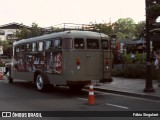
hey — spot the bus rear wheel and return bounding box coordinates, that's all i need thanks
[35,74,49,92]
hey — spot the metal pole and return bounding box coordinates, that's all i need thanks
[144,0,155,92]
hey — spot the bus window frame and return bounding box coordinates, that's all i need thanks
[20,45,25,52]
[86,39,99,49]
[25,43,31,52]
[74,38,85,49]
[101,40,109,50]
[38,41,44,52]
[32,42,38,52]
[53,38,62,50]
[45,40,52,51]
[15,46,20,54]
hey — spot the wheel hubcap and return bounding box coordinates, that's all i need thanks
[36,75,43,90]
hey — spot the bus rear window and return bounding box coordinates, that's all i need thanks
[74,38,84,49]
[87,39,99,49]
[102,40,109,49]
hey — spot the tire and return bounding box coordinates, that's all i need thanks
[35,73,49,92]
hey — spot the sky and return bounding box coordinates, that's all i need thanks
[0,0,146,27]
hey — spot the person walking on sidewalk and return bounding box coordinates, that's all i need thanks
[154,48,160,87]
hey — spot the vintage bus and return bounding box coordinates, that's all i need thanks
[8,30,112,91]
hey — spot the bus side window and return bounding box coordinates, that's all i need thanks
[87,39,99,49]
[38,42,44,51]
[20,45,25,52]
[45,40,52,51]
[25,43,31,52]
[14,46,20,56]
[74,38,84,49]
[15,46,20,55]
[53,39,62,49]
[32,43,37,52]
[63,38,73,49]
[102,40,109,49]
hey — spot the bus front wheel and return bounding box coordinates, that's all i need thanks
[35,74,49,92]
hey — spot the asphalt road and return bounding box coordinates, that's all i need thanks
[0,79,160,120]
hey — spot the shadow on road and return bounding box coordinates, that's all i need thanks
[9,80,88,97]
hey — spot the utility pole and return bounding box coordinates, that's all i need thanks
[144,0,155,92]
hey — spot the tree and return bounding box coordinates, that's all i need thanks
[113,18,136,40]
[30,22,43,37]
[135,21,146,38]
[0,40,12,58]
[89,22,114,35]
[15,22,43,40]
[16,26,31,40]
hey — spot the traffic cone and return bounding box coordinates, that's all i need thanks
[0,72,3,80]
[88,81,95,105]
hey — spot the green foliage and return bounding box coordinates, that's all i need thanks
[111,68,123,77]
[123,53,146,64]
[0,62,5,67]
[89,18,145,41]
[112,64,159,79]
[135,21,145,38]
[123,54,132,64]
[0,40,9,50]
[123,64,146,78]
[30,22,43,37]
[114,18,136,40]
[16,27,31,40]
[16,22,43,40]
[89,22,114,35]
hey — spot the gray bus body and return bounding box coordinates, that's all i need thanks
[10,30,112,91]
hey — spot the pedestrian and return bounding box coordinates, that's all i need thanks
[131,52,135,63]
[4,64,9,75]
[153,49,160,87]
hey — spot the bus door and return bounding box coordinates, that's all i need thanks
[86,39,101,76]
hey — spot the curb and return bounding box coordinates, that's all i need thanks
[85,87,160,101]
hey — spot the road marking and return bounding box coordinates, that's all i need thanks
[75,97,88,101]
[91,90,160,103]
[106,103,129,109]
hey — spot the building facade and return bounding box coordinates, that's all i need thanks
[0,22,30,44]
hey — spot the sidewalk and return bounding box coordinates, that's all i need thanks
[92,77,160,101]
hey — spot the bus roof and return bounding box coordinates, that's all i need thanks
[13,30,109,46]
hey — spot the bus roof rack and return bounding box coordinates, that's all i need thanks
[43,23,99,34]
